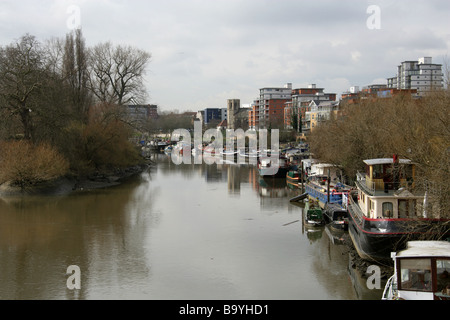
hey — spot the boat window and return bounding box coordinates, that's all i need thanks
[437,259,450,294]
[372,164,383,179]
[382,202,393,218]
[399,258,432,292]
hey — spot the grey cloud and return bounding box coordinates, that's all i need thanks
[1,0,449,111]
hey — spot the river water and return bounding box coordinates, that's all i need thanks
[0,153,384,300]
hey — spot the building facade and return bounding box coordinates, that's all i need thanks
[341,85,418,105]
[305,100,340,132]
[248,103,259,129]
[284,84,336,131]
[227,99,241,129]
[203,108,222,125]
[387,57,443,96]
[126,104,159,129]
[254,83,292,129]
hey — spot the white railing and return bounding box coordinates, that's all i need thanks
[347,192,365,225]
[355,172,375,195]
[382,275,398,300]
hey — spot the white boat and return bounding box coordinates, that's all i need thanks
[382,241,450,300]
[258,155,291,178]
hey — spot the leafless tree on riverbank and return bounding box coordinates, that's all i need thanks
[88,42,151,106]
[0,34,46,141]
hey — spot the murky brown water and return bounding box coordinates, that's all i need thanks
[0,153,383,300]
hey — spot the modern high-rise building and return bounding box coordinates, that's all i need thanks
[387,57,443,96]
[254,83,292,129]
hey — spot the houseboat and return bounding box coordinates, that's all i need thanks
[304,198,325,227]
[347,157,449,262]
[258,155,291,178]
[324,202,348,231]
[283,145,310,170]
[149,139,170,152]
[304,163,352,208]
[382,241,450,300]
[286,159,309,189]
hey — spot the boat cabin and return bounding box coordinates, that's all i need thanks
[354,158,424,220]
[382,241,450,300]
[361,158,415,194]
[309,163,342,183]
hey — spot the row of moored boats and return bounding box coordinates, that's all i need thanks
[151,140,450,300]
[286,155,449,300]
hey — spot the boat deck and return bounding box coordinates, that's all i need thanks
[305,179,352,207]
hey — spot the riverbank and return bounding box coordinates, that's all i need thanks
[0,161,153,197]
[343,233,393,281]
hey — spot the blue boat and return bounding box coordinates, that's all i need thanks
[304,162,353,208]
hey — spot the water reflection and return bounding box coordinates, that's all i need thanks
[0,175,156,300]
[0,154,382,300]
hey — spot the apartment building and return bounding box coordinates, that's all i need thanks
[248,103,259,129]
[387,57,443,96]
[284,84,336,130]
[126,104,159,129]
[305,100,340,132]
[341,85,418,105]
[253,83,292,129]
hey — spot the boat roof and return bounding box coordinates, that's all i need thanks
[364,158,412,166]
[312,163,340,168]
[396,241,450,258]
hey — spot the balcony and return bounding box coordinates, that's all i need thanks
[355,172,418,197]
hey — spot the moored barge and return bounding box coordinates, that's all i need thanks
[347,157,449,262]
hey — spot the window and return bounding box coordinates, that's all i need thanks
[373,164,383,179]
[437,259,450,293]
[399,258,432,292]
[382,202,393,218]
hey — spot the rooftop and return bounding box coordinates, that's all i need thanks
[363,158,412,166]
[396,241,450,258]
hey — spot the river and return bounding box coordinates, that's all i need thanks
[0,153,384,300]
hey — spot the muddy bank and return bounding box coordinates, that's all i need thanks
[343,233,393,280]
[0,162,153,197]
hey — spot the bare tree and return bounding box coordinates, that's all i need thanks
[0,34,46,141]
[443,55,450,90]
[88,42,151,105]
[63,29,91,121]
[44,37,64,76]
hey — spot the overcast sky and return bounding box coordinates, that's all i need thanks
[1,0,449,112]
